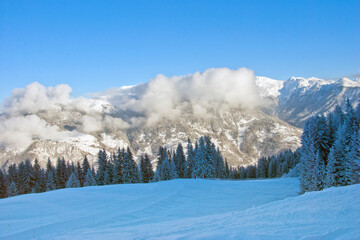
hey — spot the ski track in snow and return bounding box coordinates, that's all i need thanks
[0,178,359,240]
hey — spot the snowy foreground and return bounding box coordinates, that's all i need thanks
[0,178,359,240]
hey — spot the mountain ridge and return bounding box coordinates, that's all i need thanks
[1,74,359,168]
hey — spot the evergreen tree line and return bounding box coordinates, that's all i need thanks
[0,136,229,199]
[225,149,300,180]
[299,100,360,193]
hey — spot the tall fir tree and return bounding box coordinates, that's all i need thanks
[174,143,186,178]
[83,169,96,186]
[81,156,91,185]
[325,125,352,187]
[112,149,124,184]
[7,181,18,197]
[96,149,108,185]
[66,172,81,188]
[0,171,7,198]
[185,139,195,178]
[140,153,154,183]
[122,147,139,183]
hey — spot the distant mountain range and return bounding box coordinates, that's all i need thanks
[1,74,359,168]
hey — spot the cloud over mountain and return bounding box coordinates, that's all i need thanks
[0,67,261,149]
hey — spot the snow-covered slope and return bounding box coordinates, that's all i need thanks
[0,178,359,240]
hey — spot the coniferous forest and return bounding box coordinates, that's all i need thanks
[299,100,360,193]
[0,102,359,199]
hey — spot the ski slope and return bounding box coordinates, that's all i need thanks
[0,178,359,240]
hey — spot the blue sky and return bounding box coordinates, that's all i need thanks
[0,0,359,101]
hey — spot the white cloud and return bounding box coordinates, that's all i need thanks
[0,114,72,150]
[108,67,261,125]
[0,67,261,149]
[2,82,71,115]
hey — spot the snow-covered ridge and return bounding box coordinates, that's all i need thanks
[1,178,359,239]
[1,73,358,168]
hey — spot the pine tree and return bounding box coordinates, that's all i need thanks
[185,139,195,178]
[169,157,178,180]
[0,171,7,198]
[268,157,278,178]
[33,159,43,193]
[174,143,186,178]
[81,156,91,185]
[66,172,81,188]
[83,169,96,186]
[325,125,352,187]
[140,153,154,183]
[215,148,226,178]
[7,164,18,189]
[256,157,267,178]
[193,137,207,178]
[159,155,178,180]
[204,136,216,178]
[112,149,124,184]
[348,130,360,184]
[313,150,326,191]
[18,160,34,194]
[122,147,139,183]
[56,158,68,189]
[96,149,108,185]
[224,159,230,178]
[7,181,18,197]
[45,159,56,191]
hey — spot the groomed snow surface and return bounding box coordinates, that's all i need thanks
[1,178,359,240]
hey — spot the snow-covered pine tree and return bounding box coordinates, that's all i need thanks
[313,150,326,191]
[325,125,352,187]
[169,156,178,180]
[7,181,18,197]
[348,130,360,184]
[355,102,360,132]
[204,136,216,178]
[66,172,81,188]
[45,159,56,191]
[83,169,96,186]
[122,147,139,183]
[159,154,178,180]
[299,118,316,192]
[17,161,31,194]
[45,169,57,191]
[193,137,208,178]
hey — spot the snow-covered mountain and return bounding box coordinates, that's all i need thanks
[1,71,359,169]
[0,106,301,168]
[256,76,360,127]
